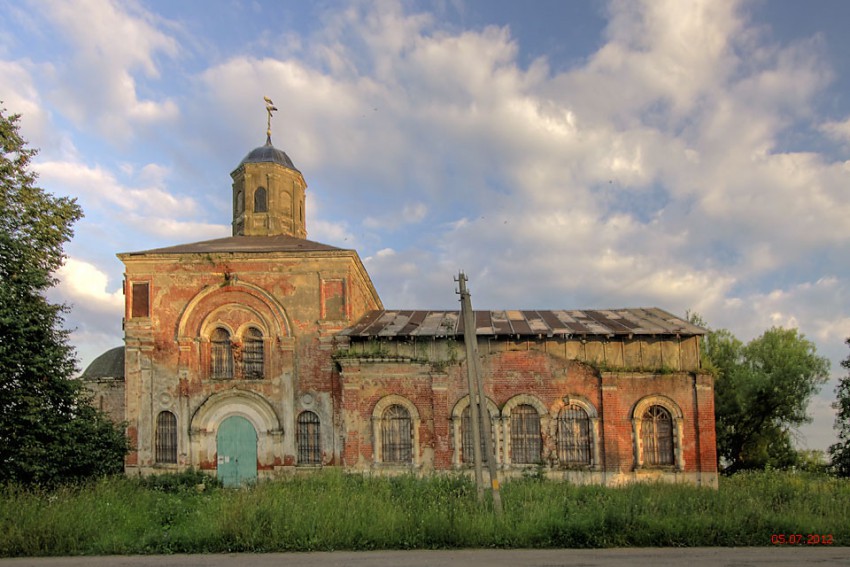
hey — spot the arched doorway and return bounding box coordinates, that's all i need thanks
[216,415,258,487]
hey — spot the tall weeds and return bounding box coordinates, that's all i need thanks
[0,469,846,557]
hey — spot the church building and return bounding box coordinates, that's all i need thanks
[83,119,717,488]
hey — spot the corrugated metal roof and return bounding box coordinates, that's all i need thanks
[339,308,705,338]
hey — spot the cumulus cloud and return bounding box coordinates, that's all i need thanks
[37,0,180,140]
[36,160,197,216]
[49,257,124,371]
[7,0,849,447]
[55,257,123,313]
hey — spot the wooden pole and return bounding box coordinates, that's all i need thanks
[457,272,484,502]
[457,272,502,514]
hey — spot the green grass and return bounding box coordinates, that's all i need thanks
[0,469,847,557]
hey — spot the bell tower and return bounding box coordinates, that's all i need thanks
[230,98,307,238]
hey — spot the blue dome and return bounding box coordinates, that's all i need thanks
[238,138,298,171]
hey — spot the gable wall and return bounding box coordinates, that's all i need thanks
[120,250,380,475]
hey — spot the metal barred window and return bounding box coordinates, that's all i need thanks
[211,328,233,379]
[381,405,412,464]
[557,404,592,466]
[155,411,177,464]
[641,405,674,466]
[243,327,264,379]
[297,411,321,465]
[461,405,492,464]
[510,404,542,464]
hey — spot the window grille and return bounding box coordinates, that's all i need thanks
[155,411,177,464]
[131,282,150,318]
[254,187,268,213]
[243,327,264,379]
[211,328,233,379]
[641,405,674,466]
[461,405,492,464]
[510,404,541,464]
[297,411,321,465]
[381,404,412,464]
[557,404,592,466]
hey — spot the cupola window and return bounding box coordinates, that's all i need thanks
[254,187,268,213]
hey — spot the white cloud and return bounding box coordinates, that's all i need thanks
[7,0,849,449]
[48,257,124,373]
[37,0,180,140]
[0,59,81,159]
[36,160,197,217]
[55,257,123,313]
[363,202,427,230]
[122,217,229,242]
[820,117,850,144]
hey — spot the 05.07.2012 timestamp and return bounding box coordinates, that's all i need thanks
[770,534,834,545]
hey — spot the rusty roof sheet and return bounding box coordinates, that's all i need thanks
[339,308,705,338]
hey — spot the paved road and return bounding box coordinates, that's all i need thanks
[1,548,848,567]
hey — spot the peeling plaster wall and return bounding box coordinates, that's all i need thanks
[120,249,380,477]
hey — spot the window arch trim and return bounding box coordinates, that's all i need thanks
[632,395,684,471]
[450,395,500,467]
[371,395,421,467]
[241,326,265,379]
[210,326,234,379]
[550,396,600,469]
[501,394,547,466]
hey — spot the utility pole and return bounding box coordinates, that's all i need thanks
[457,272,484,502]
[457,272,503,514]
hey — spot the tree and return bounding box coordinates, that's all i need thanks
[0,106,127,486]
[694,316,830,473]
[828,338,850,476]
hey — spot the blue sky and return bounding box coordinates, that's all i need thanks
[1,0,849,452]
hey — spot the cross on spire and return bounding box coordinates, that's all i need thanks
[263,96,278,144]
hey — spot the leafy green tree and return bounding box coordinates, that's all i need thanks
[828,338,850,477]
[692,313,830,473]
[0,106,127,486]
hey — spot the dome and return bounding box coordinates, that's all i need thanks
[81,346,125,380]
[238,137,298,171]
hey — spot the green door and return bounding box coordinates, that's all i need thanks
[216,415,258,487]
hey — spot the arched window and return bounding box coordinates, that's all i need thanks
[381,404,412,464]
[155,411,177,464]
[511,404,541,464]
[254,187,267,213]
[462,405,495,464]
[641,405,674,466]
[242,327,264,379]
[297,411,321,465]
[211,328,233,379]
[557,404,592,466]
[236,189,244,214]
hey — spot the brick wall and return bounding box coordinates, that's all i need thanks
[338,340,717,486]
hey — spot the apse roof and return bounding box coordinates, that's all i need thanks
[123,234,345,256]
[339,308,705,338]
[80,346,125,380]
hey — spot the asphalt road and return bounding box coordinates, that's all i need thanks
[1,548,848,567]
